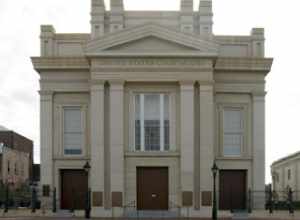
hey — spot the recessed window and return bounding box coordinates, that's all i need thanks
[288,169,291,180]
[134,93,170,151]
[223,108,243,157]
[63,107,83,155]
[15,163,17,175]
[7,160,10,173]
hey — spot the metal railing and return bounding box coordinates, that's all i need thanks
[0,183,40,213]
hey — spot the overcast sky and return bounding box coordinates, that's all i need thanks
[0,0,299,183]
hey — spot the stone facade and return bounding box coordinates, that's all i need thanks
[271,152,300,200]
[0,144,30,187]
[0,128,33,184]
[31,0,273,217]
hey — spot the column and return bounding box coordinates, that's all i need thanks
[199,85,214,209]
[252,93,265,209]
[90,83,105,209]
[109,81,124,211]
[39,91,53,207]
[180,81,194,208]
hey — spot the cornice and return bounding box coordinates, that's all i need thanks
[31,57,90,72]
[55,33,90,41]
[215,57,273,73]
[271,151,300,168]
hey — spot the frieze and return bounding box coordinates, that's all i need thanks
[92,58,212,67]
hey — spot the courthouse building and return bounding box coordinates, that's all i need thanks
[31,0,273,217]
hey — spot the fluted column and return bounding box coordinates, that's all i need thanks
[180,81,194,208]
[199,85,214,209]
[90,83,105,209]
[109,81,124,210]
[252,92,265,208]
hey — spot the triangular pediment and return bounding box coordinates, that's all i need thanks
[107,36,198,52]
[86,23,219,57]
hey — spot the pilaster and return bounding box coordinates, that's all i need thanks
[180,81,195,208]
[109,80,124,210]
[90,83,105,209]
[199,84,214,209]
[252,92,266,208]
[39,90,53,208]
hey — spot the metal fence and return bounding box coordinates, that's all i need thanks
[248,188,298,214]
[0,183,40,212]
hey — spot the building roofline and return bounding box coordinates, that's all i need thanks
[271,151,300,167]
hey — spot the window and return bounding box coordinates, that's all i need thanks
[288,169,291,180]
[223,108,243,157]
[15,163,18,175]
[135,93,170,151]
[63,107,83,155]
[7,160,10,173]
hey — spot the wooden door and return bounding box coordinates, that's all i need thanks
[219,170,246,210]
[61,170,88,210]
[137,167,168,210]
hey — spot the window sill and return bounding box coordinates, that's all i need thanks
[53,156,89,160]
[125,151,180,158]
[216,156,253,161]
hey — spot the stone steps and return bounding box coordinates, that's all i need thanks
[124,210,179,218]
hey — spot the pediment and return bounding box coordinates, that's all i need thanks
[86,23,219,57]
[107,36,198,52]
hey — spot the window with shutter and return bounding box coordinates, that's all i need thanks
[63,107,83,155]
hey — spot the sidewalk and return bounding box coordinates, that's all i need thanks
[1,209,300,219]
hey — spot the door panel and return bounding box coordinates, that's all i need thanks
[137,167,168,210]
[219,170,246,210]
[61,170,88,210]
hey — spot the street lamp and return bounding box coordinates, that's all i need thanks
[83,161,91,173]
[211,161,219,220]
[83,161,91,219]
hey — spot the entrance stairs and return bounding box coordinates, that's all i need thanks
[232,210,250,220]
[124,210,179,218]
[52,210,75,218]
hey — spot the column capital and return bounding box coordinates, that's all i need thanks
[109,79,125,85]
[199,84,214,92]
[91,83,105,92]
[179,80,195,86]
[39,91,53,101]
[109,80,125,91]
[39,90,54,96]
[90,79,106,86]
[252,91,267,98]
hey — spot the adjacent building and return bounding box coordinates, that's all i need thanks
[0,126,33,187]
[0,144,31,188]
[31,0,273,217]
[271,151,300,200]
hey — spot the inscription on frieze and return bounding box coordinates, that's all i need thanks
[94,58,210,67]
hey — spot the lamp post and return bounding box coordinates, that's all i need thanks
[211,161,219,220]
[83,161,91,219]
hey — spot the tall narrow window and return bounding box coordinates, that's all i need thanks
[135,93,170,151]
[288,169,291,180]
[63,107,83,155]
[223,108,243,157]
